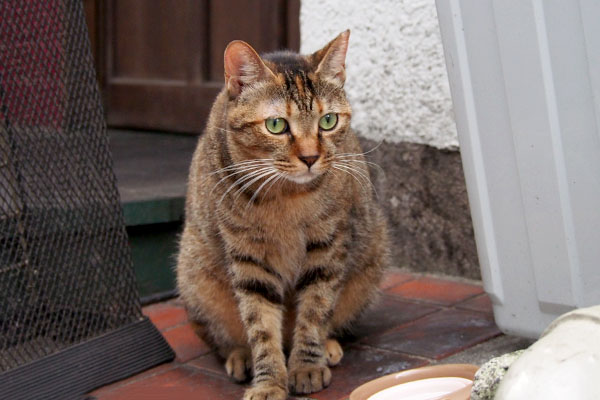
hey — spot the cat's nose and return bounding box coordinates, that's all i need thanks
[298,154,320,168]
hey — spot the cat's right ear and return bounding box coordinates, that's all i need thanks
[312,30,350,87]
[224,41,275,98]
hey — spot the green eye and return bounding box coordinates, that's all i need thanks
[265,118,288,134]
[319,113,338,130]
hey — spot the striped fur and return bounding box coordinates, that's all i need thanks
[176,30,390,400]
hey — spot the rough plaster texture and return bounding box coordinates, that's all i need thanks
[361,138,479,278]
[301,0,458,149]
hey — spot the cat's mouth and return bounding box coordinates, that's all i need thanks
[285,170,322,184]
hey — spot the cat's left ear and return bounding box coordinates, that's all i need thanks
[313,30,350,87]
[224,40,275,98]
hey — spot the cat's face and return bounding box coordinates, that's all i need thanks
[223,31,352,185]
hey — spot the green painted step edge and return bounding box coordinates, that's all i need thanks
[122,196,185,226]
[128,222,180,301]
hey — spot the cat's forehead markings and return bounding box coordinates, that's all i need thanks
[295,75,305,98]
[316,99,324,114]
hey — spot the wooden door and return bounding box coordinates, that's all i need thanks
[84,0,300,134]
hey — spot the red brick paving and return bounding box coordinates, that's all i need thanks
[360,308,501,360]
[162,323,212,362]
[91,363,178,396]
[386,276,484,305]
[90,272,501,400]
[379,270,415,290]
[341,295,439,342]
[94,366,245,400]
[142,301,188,331]
[188,352,229,378]
[456,293,494,313]
[310,346,427,400]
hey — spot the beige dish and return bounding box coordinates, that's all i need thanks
[349,364,479,400]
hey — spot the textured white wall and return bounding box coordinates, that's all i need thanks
[300,0,458,149]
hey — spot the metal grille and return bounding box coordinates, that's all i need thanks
[0,0,143,373]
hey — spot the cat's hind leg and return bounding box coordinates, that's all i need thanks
[329,231,388,344]
[225,346,252,382]
[325,338,343,367]
[177,226,252,382]
[329,264,383,336]
[188,319,251,382]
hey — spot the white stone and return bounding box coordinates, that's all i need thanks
[495,305,600,400]
[300,0,458,149]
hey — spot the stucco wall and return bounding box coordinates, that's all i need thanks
[300,0,458,149]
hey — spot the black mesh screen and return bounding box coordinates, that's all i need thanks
[0,1,173,397]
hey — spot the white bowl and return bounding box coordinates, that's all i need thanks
[349,364,479,400]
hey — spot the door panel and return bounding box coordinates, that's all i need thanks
[112,0,197,81]
[208,0,287,81]
[86,0,300,134]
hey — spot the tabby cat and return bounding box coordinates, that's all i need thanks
[176,30,390,400]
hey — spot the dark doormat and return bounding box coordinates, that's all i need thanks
[0,1,174,399]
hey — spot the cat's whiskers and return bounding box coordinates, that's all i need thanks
[260,173,286,202]
[332,161,379,199]
[217,166,275,207]
[210,163,271,195]
[337,138,385,158]
[332,156,385,175]
[334,162,371,184]
[246,171,283,209]
[330,165,370,196]
[209,159,273,176]
[232,168,279,203]
[331,164,368,193]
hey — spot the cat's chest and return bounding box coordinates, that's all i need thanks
[258,206,339,282]
[237,190,343,279]
[251,191,324,230]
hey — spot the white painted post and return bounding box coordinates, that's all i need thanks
[436,0,600,338]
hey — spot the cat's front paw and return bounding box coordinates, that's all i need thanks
[243,383,287,400]
[288,365,332,395]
